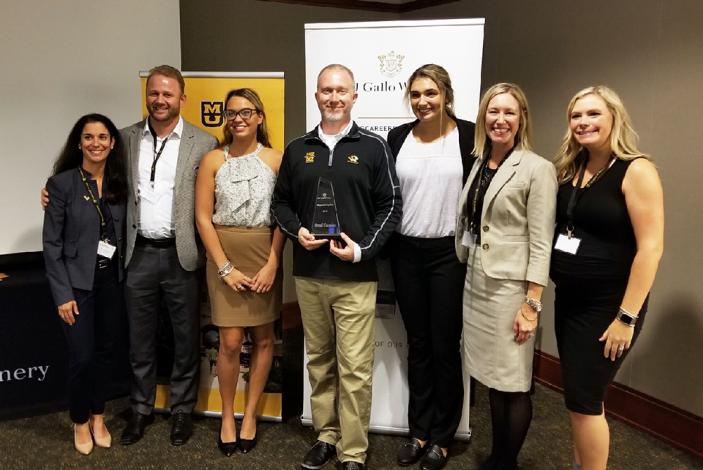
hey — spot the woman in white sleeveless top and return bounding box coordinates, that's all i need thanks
[195,88,284,456]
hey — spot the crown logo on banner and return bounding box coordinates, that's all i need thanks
[378,51,405,78]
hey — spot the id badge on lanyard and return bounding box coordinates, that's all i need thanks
[554,231,581,254]
[555,157,613,255]
[97,239,117,259]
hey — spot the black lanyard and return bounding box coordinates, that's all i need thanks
[148,123,170,184]
[78,167,106,233]
[565,156,614,237]
[468,149,510,234]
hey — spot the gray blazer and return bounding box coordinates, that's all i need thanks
[121,119,218,271]
[454,148,557,286]
[43,169,126,306]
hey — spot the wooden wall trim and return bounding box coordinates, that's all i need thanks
[257,0,458,13]
[533,350,703,459]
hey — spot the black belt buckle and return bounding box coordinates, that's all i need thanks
[96,258,111,270]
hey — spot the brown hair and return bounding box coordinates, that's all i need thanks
[403,64,456,119]
[222,88,272,148]
[146,65,185,94]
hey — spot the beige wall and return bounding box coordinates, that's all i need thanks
[181,0,703,416]
[0,0,181,254]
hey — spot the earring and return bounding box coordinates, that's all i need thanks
[78,144,82,150]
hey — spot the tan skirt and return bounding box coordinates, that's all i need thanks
[206,225,282,327]
[462,249,535,392]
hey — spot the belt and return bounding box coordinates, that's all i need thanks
[136,234,175,247]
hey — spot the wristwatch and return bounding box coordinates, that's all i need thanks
[616,307,638,327]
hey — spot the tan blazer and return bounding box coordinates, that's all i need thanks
[454,148,557,286]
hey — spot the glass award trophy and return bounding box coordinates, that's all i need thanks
[311,177,341,238]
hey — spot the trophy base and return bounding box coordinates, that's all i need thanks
[310,232,342,240]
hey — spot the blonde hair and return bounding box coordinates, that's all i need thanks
[473,83,533,158]
[317,64,355,89]
[554,85,649,183]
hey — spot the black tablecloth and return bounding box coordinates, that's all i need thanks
[0,262,129,419]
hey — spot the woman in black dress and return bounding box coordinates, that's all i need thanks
[551,86,664,470]
[43,114,127,454]
[386,64,475,470]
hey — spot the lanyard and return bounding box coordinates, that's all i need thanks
[468,157,491,233]
[78,167,106,232]
[468,149,510,233]
[565,156,614,237]
[148,123,170,184]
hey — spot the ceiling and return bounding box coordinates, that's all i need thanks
[257,0,459,13]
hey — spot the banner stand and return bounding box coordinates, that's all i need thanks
[139,71,286,420]
[303,18,485,438]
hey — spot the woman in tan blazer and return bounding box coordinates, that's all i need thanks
[454,83,557,470]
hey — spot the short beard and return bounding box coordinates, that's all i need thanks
[322,109,345,123]
[149,105,179,122]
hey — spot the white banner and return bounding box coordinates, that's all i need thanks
[302,19,485,439]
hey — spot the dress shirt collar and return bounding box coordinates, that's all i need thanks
[142,116,184,139]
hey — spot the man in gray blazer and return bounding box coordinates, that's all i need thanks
[119,65,217,446]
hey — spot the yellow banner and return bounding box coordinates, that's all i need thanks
[140,72,285,419]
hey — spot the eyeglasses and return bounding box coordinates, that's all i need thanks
[223,108,259,120]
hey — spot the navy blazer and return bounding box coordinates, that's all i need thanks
[43,168,126,306]
[386,117,477,185]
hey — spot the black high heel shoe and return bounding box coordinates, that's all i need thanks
[217,435,238,457]
[238,433,257,454]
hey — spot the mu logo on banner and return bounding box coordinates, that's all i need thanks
[201,101,224,127]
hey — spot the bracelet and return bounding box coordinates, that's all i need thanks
[217,260,234,278]
[524,295,543,313]
[615,307,638,327]
[520,309,538,322]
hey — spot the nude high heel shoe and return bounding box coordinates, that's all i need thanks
[74,424,94,455]
[90,418,112,448]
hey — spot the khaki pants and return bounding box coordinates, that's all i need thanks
[295,277,377,464]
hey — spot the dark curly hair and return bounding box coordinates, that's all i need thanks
[52,113,127,203]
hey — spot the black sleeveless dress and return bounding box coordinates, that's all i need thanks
[550,158,647,415]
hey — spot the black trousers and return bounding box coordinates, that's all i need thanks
[63,262,122,424]
[390,234,465,447]
[125,243,200,415]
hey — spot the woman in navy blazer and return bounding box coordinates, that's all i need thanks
[43,113,127,455]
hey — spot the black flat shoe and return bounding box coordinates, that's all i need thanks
[478,454,499,470]
[397,438,426,466]
[217,435,238,457]
[420,444,448,470]
[239,434,257,454]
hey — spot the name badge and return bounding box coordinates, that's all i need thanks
[461,230,476,249]
[554,233,581,255]
[97,240,117,259]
